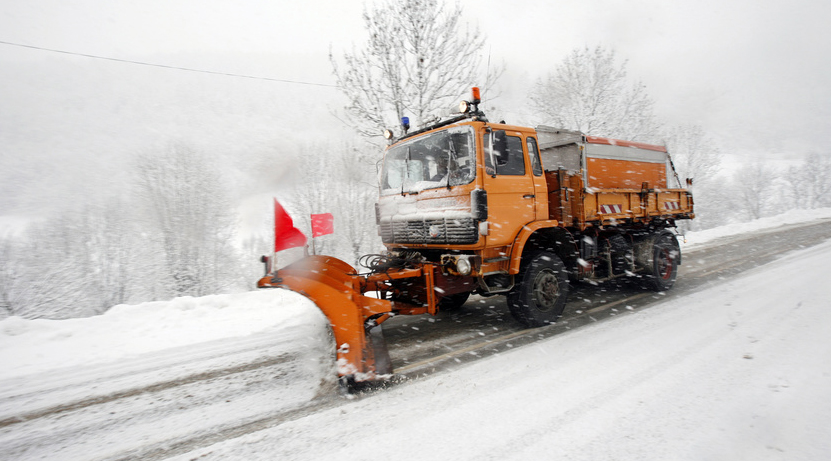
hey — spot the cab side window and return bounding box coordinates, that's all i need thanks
[527,137,543,176]
[484,132,526,176]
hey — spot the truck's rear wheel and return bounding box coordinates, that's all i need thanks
[646,233,679,291]
[508,251,570,327]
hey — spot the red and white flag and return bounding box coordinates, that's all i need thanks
[311,213,334,237]
[273,199,307,252]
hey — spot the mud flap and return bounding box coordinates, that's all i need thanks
[367,323,392,376]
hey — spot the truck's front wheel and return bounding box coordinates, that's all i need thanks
[508,252,570,327]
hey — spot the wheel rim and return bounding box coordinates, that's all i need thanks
[656,248,674,280]
[531,269,561,312]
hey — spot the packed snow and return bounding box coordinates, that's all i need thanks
[175,237,831,460]
[1,211,831,460]
[679,207,831,249]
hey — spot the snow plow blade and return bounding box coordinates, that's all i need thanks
[257,256,394,382]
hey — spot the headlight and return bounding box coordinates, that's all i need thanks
[456,258,472,276]
[459,100,470,113]
[383,129,394,140]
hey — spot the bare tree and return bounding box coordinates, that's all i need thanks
[529,46,661,142]
[732,160,777,221]
[331,0,499,139]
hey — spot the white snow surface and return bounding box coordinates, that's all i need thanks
[2,210,831,460]
[680,207,831,249]
[0,290,323,380]
[178,237,831,461]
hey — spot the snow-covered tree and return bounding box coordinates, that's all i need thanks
[529,46,661,142]
[784,152,831,209]
[664,125,728,229]
[664,125,721,183]
[1,145,252,319]
[331,0,499,140]
[134,144,240,297]
[288,142,380,266]
[331,145,380,264]
[807,153,831,208]
[0,238,16,317]
[87,200,134,310]
[7,210,104,319]
[288,142,339,257]
[732,160,778,221]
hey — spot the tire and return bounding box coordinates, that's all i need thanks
[438,291,470,310]
[508,251,570,327]
[646,232,679,292]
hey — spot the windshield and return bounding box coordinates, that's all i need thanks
[380,126,476,195]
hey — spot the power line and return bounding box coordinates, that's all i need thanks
[0,39,338,88]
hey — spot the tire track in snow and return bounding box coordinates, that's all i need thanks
[0,353,291,428]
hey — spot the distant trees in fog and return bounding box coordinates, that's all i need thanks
[1,145,243,319]
[134,145,239,297]
[725,152,831,222]
[0,141,382,320]
[288,143,379,266]
[784,152,831,210]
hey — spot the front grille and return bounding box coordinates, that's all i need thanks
[379,217,478,244]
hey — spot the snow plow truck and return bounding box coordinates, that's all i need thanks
[258,88,694,384]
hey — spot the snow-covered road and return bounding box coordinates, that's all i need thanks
[2,210,831,460]
[178,239,831,461]
[0,292,337,460]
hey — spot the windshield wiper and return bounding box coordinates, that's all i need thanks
[402,146,410,196]
[447,136,458,189]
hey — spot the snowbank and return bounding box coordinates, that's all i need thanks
[0,289,321,380]
[681,207,831,249]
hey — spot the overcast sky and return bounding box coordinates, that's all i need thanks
[2,0,830,213]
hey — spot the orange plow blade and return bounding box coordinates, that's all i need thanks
[257,256,394,382]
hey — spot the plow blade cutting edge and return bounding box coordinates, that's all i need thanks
[257,256,394,382]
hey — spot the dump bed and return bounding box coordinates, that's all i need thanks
[536,126,693,228]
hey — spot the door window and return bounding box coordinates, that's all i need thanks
[484,132,526,176]
[527,137,543,176]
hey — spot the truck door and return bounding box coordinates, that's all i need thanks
[482,130,536,246]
